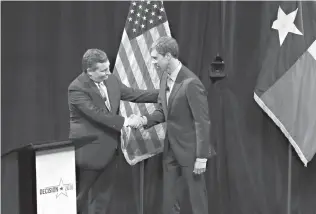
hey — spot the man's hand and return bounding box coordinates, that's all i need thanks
[193,159,207,175]
[129,114,143,128]
[124,114,146,129]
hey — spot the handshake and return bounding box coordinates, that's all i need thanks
[124,114,147,129]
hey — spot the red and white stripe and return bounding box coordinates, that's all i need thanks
[114,17,171,165]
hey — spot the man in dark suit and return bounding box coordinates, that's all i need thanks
[68,49,159,214]
[136,36,211,214]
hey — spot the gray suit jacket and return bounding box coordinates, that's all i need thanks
[144,65,211,166]
[68,72,159,170]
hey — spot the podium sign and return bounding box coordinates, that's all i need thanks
[35,146,77,214]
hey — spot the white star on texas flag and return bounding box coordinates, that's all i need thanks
[272,6,303,46]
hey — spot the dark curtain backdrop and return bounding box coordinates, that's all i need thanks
[2,1,316,214]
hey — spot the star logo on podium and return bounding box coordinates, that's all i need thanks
[55,179,71,198]
[39,178,74,199]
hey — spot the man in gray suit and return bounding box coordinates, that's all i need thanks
[68,49,159,214]
[136,36,211,214]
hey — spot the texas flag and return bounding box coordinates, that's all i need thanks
[254,2,316,166]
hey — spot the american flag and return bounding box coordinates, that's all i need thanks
[113,1,171,165]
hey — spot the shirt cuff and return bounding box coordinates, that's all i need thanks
[141,116,148,125]
[196,158,207,163]
[123,117,129,127]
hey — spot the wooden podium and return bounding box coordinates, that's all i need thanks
[1,135,97,214]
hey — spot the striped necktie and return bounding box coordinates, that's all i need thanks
[97,82,111,111]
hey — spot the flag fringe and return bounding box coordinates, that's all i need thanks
[254,92,308,167]
[121,138,163,165]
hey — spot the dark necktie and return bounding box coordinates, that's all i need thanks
[166,76,173,105]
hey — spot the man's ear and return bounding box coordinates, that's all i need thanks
[166,52,172,60]
[86,67,92,73]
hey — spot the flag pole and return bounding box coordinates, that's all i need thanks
[140,160,144,214]
[287,144,292,214]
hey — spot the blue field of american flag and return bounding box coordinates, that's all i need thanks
[113,1,171,165]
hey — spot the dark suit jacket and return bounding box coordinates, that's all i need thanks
[144,65,211,166]
[68,72,159,170]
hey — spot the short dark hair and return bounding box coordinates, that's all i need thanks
[82,49,108,72]
[150,36,179,58]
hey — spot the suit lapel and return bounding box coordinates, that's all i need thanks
[81,73,103,98]
[89,80,103,99]
[167,68,185,111]
[79,72,110,111]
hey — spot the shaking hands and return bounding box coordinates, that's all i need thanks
[124,114,147,129]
